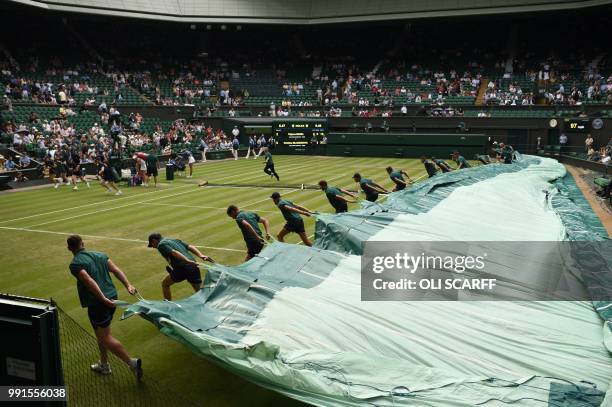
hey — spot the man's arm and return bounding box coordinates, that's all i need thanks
[339,188,358,199]
[370,182,389,193]
[391,177,407,187]
[187,244,214,262]
[284,205,312,216]
[75,269,116,307]
[169,249,197,264]
[336,194,357,203]
[107,259,136,295]
[259,217,271,240]
[241,220,266,242]
[400,170,412,181]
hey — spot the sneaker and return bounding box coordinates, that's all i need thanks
[86,182,90,188]
[90,361,111,375]
[115,191,123,196]
[129,358,143,380]
[187,175,192,178]
[72,186,78,191]
[105,189,112,194]
[54,183,59,189]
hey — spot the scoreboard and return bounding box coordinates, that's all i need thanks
[272,119,328,152]
[564,118,590,132]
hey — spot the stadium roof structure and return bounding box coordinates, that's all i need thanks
[10,0,612,24]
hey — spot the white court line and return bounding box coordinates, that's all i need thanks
[142,202,276,213]
[0,226,243,252]
[0,184,196,225]
[0,156,312,226]
[26,187,204,229]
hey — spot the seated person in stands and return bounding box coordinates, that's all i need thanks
[4,158,16,171]
[19,153,31,168]
[596,180,611,200]
[14,171,29,182]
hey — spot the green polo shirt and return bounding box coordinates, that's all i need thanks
[278,199,301,222]
[157,238,195,269]
[325,186,343,208]
[264,151,273,165]
[359,178,378,201]
[389,170,404,184]
[146,154,158,168]
[456,156,471,168]
[70,250,117,308]
[236,211,262,243]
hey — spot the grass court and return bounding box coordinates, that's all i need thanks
[0,155,442,405]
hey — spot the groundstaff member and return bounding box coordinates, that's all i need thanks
[420,156,439,178]
[318,180,357,213]
[263,148,280,181]
[145,152,159,187]
[271,191,313,246]
[226,205,271,261]
[147,233,213,300]
[67,235,142,379]
[386,166,412,191]
[431,157,453,173]
[98,158,122,195]
[352,173,389,202]
[452,151,471,169]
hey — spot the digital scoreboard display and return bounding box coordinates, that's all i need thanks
[564,118,590,132]
[273,120,327,152]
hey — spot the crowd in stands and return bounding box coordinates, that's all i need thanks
[585,133,612,164]
[0,100,233,173]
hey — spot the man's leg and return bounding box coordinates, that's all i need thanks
[271,166,279,181]
[245,147,251,159]
[298,231,313,246]
[97,339,109,364]
[161,275,175,300]
[94,325,130,365]
[264,166,272,176]
[190,282,202,292]
[277,228,290,242]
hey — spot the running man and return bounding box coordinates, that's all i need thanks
[98,159,122,195]
[231,134,240,160]
[431,157,453,173]
[51,155,65,188]
[318,180,357,213]
[70,151,90,191]
[270,191,313,246]
[386,166,412,191]
[145,152,159,187]
[226,205,271,261]
[147,233,214,300]
[66,235,142,379]
[452,151,471,169]
[421,156,439,178]
[263,149,279,181]
[352,173,389,202]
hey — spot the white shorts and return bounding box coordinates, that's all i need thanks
[188,156,196,164]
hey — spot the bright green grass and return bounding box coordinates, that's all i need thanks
[0,155,442,406]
